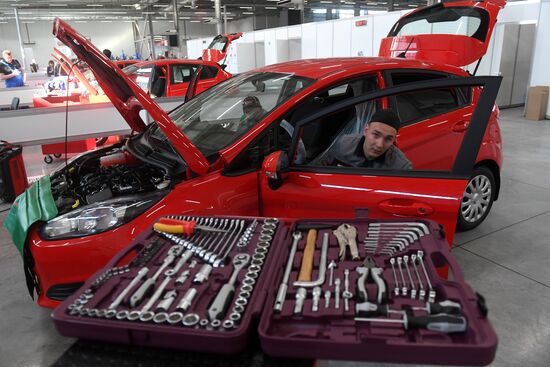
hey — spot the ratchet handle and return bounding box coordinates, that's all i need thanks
[207,283,234,321]
[129,277,155,308]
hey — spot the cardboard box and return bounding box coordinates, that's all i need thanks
[525,86,549,121]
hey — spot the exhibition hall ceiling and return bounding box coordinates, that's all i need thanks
[0,0,432,22]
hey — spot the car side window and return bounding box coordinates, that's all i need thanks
[198,66,219,80]
[388,71,472,126]
[170,64,195,84]
[224,126,277,175]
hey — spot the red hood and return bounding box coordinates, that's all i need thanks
[52,18,210,175]
[379,1,506,67]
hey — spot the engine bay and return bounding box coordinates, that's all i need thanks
[50,144,169,215]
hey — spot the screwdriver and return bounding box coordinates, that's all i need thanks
[153,218,228,235]
[356,300,462,318]
[412,300,462,315]
[355,314,468,334]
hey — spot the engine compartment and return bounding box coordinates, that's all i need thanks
[51,144,169,215]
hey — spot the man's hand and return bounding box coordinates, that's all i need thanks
[11,69,21,77]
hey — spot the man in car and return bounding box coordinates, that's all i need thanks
[327,109,412,170]
[237,95,266,131]
[0,50,25,88]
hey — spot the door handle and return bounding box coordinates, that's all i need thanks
[378,199,434,216]
[452,120,469,132]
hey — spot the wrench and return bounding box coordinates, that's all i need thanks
[108,267,149,309]
[397,257,408,297]
[274,232,302,312]
[403,255,416,299]
[342,269,353,312]
[417,251,436,302]
[130,247,180,307]
[207,253,250,321]
[389,258,400,296]
[411,254,426,300]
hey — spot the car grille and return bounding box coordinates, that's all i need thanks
[46,283,84,301]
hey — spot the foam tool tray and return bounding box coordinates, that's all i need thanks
[52,216,497,365]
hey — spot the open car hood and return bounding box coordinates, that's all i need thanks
[51,48,99,97]
[202,32,243,63]
[379,0,506,67]
[52,18,210,175]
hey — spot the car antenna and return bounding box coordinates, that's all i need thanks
[397,37,415,59]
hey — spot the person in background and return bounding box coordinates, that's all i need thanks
[30,59,39,73]
[102,49,112,60]
[0,50,25,88]
[46,60,55,77]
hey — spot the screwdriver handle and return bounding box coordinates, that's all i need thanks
[355,301,389,317]
[298,229,317,282]
[428,300,462,315]
[154,221,195,235]
[405,314,467,333]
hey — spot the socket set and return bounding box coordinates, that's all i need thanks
[53,216,497,365]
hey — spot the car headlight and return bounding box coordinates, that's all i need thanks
[40,193,164,240]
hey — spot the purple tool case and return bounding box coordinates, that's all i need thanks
[52,215,498,365]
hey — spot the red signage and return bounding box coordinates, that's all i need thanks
[355,20,367,27]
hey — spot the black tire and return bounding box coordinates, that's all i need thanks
[44,155,53,164]
[457,165,495,231]
[53,153,62,158]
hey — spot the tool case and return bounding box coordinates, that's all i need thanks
[0,140,28,202]
[52,215,497,366]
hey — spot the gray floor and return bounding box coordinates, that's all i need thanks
[1,107,550,367]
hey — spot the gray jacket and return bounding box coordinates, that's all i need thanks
[325,134,412,170]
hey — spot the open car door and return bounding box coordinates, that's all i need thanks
[258,76,502,245]
[379,0,506,67]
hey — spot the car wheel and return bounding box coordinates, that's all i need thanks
[44,155,53,164]
[457,166,495,231]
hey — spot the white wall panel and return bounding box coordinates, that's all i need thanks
[288,39,302,61]
[264,30,277,66]
[332,19,352,57]
[254,31,265,42]
[372,13,402,57]
[276,28,288,40]
[288,25,301,39]
[351,16,373,57]
[499,0,541,23]
[301,22,317,59]
[316,22,333,58]
[530,0,550,116]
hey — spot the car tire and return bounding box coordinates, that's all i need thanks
[457,165,495,231]
[44,155,53,164]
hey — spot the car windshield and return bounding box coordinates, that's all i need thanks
[389,6,489,41]
[124,64,153,93]
[207,36,228,52]
[153,72,314,156]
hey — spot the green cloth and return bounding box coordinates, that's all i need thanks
[3,176,58,256]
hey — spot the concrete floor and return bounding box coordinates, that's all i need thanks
[1,107,549,367]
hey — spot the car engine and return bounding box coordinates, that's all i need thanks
[50,145,169,215]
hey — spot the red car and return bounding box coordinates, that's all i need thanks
[11,0,504,308]
[123,59,231,98]
[115,60,139,69]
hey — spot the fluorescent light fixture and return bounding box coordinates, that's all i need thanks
[179,16,191,19]
[142,11,155,14]
[75,20,88,23]
[195,11,207,14]
[0,21,9,24]
[190,20,200,22]
[153,4,169,7]
[239,6,252,9]
[408,4,418,7]
[121,4,135,7]
[313,9,327,14]
[10,4,29,6]
[86,4,104,7]
[320,1,333,4]
[242,11,254,15]
[265,6,277,10]
[50,4,68,7]
[22,21,35,23]
[101,20,113,23]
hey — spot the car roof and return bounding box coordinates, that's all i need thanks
[255,57,468,80]
[129,58,221,68]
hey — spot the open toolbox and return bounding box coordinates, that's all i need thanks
[52,215,497,365]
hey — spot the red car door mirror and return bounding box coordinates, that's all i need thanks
[262,151,289,190]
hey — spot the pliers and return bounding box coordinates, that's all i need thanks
[356,256,387,304]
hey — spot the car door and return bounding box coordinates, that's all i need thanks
[258,76,501,245]
[384,69,475,170]
[167,64,221,96]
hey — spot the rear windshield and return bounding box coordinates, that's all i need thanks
[388,4,489,42]
[207,36,229,52]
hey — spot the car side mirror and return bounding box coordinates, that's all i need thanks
[262,151,289,190]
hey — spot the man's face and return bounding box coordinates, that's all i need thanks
[363,121,397,159]
[3,51,12,63]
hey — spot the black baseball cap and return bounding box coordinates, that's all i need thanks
[369,109,401,131]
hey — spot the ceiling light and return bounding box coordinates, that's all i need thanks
[10,4,29,6]
[190,20,200,22]
[86,4,104,7]
[75,20,88,23]
[195,11,207,14]
[179,16,191,19]
[408,4,418,7]
[320,1,333,4]
[265,6,277,10]
[242,11,254,15]
[239,6,253,9]
[142,11,155,14]
[50,4,68,7]
[101,20,113,22]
